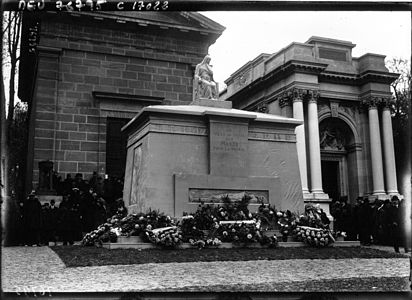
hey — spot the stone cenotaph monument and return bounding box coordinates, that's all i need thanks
[122,55,304,216]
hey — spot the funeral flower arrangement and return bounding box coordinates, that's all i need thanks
[254,203,278,230]
[81,209,176,246]
[216,220,260,244]
[291,204,335,247]
[216,220,278,248]
[82,223,116,246]
[115,210,175,238]
[293,226,334,247]
[146,226,183,248]
[82,195,344,249]
[332,231,347,239]
[277,210,298,241]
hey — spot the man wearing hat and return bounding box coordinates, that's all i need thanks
[388,196,409,253]
[23,191,42,246]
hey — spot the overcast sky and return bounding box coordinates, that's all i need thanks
[200,11,411,89]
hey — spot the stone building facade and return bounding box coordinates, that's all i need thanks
[222,36,400,207]
[18,12,224,194]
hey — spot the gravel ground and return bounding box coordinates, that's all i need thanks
[2,246,410,293]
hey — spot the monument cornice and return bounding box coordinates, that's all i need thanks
[43,11,224,37]
[320,70,399,85]
[92,91,164,105]
[319,72,357,84]
[357,71,399,85]
[228,60,327,106]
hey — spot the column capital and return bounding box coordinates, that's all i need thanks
[361,96,394,111]
[305,89,320,103]
[361,96,380,110]
[380,96,394,110]
[292,88,306,102]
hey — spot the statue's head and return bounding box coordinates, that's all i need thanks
[203,55,211,64]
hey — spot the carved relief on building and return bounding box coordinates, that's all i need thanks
[338,104,356,119]
[330,101,339,118]
[318,102,330,114]
[237,71,250,87]
[257,102,269,113]
[279,92,292,108]
[319,125,346,151]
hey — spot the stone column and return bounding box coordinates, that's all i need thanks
[307,90,323,194]
[381,99,398,194]
[367,98,386,195]
[292,89,309,194]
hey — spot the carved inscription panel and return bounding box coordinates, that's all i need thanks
[209,120,249,176]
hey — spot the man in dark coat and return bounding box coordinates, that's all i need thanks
[23,192,42,246]
[80,189,96,235]
[387,196,402,252]
[40,203,51,245]
[69,201,82,242]
[58,195,72,245]
[17,201,27,245]
[387,196,409,253]
[356,197,372,245]
[48,199,59,245]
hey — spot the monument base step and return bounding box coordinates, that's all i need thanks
[102,240,360,250]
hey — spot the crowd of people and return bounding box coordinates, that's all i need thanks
[16,172,127,246]
[331,195,410,253]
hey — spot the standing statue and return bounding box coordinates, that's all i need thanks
[193,55,219,100]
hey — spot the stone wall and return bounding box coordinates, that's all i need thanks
[29,14,212,188]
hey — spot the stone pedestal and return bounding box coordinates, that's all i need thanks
[190,99,232,109]
[122,103,304,217]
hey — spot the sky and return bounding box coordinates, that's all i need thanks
[200,11,411,90]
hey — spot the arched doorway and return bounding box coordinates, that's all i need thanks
[319,117,357,202]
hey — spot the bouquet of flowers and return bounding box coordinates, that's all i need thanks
[299,204,330,229]
[100,229,118,243]
[81,222,114,246]
[277,210,298,241]
[258,233,279,248]
[113,210,175,238]
[217,221,262,245]
[220,194,254,221]
[332,231,347,240]
[254,203,278,230]
[192,203,220,230]
[293,225,334,247]
[179,214,205,242]
[146,226,182,248]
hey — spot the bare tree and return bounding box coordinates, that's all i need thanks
[4,12,22,131]
[1,11,23,245]
[1,12,8,199]
[387,57,410,118]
